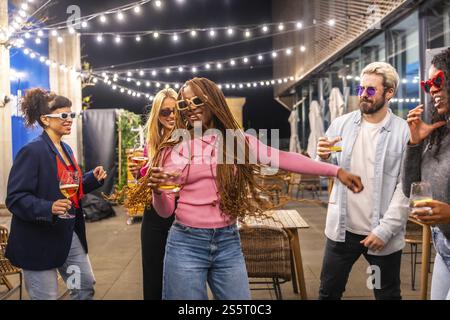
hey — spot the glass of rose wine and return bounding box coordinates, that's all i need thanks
[59,171,80,219]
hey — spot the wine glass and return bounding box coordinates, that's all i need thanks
[157,163,183,193]
[59,171,80,219]
[327,136,343,153]
[409,181,433,217]
[128,147,147,183]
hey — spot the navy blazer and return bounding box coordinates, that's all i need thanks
[5,131,103,270]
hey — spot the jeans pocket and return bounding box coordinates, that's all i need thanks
[172,222,191,233]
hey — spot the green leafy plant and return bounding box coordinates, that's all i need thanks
[116,110,142,193]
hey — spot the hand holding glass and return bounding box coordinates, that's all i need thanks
[409,181,433,217]
[157,164,182,193]
[59,171,79,219]
[327,136,343,153]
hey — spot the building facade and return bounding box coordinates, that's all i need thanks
[273,0,449,149]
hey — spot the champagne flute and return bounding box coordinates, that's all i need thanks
[409,181,433,217]
[59,171,80,219]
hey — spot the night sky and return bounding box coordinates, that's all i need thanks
[45,0,291,138]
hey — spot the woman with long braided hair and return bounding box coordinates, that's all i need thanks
[403,47,450,300]
[132,77,363,300]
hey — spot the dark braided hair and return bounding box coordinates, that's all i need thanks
[428,47,450,157]
[21,88,72,128]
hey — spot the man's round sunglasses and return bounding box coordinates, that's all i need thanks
[176,96,206,111]
[356,86,386,97]
[44,112,77,120]
[421,71,444,94]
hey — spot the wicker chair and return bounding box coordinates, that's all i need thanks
[239,225,292,299]
[0,226,22,300]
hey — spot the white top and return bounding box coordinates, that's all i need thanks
[346,111,391,235]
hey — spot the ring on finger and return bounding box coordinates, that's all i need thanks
[428,208,433,216]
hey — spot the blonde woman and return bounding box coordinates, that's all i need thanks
[128,88,178,300]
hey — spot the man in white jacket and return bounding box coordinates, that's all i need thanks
[316,62,410,300]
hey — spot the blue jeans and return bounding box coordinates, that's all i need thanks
[22,233,95,300]
[162,222,251,300]
[431,228,450,300]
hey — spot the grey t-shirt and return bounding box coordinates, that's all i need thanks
[402,127,450,240]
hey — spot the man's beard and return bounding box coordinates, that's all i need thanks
[359,94,386,115]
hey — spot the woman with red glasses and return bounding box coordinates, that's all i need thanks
[5,88,106,300]
[127,88,178,300]
[132,77,364,300]
[403,47,450,300]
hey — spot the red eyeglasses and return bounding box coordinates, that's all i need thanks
[421,71,445,94]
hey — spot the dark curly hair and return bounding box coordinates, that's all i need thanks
[20,88,72,128]
[428,47,450,157]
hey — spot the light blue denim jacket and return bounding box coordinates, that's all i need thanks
[320,109,410,256]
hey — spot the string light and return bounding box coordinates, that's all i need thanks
[17,17,346,49]
[95,44,306,75]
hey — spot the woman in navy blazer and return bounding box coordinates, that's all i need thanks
[5,88,107,300]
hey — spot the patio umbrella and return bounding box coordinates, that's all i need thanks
[306,100,325,159]
[329,87,345,122]
[288,104,302,153]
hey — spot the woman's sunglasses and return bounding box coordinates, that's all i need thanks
[421,71,444,94]
[176,96,206,111]
[44,112,77,120]
[159,108,175,117]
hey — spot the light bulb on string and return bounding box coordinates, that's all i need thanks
[262,25,269,33]
[135,35,141,42]
[134,6,141,14]
[155,1,162,8]
[258,55,263,61]
[244,30,251,38]
[278,24,284,31]
[190,30,197,38]
[117,11,125,21]
[153,32,159,39]
[96,34,103,42]
[99,15,107,23]
[209,30,216,38]
[227,28,234,36]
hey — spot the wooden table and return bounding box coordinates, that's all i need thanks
[408,217,432,300]
[243,209,310,299]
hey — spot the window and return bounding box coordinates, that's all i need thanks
[387,11,420,118]
[425,0,450,49]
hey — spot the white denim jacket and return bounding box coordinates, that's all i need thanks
[319,109,410,256]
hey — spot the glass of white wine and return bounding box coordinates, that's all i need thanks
[409,181,433,217]
[327,136,343,153]
[59,171,80,219]
[157,163,183,193]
